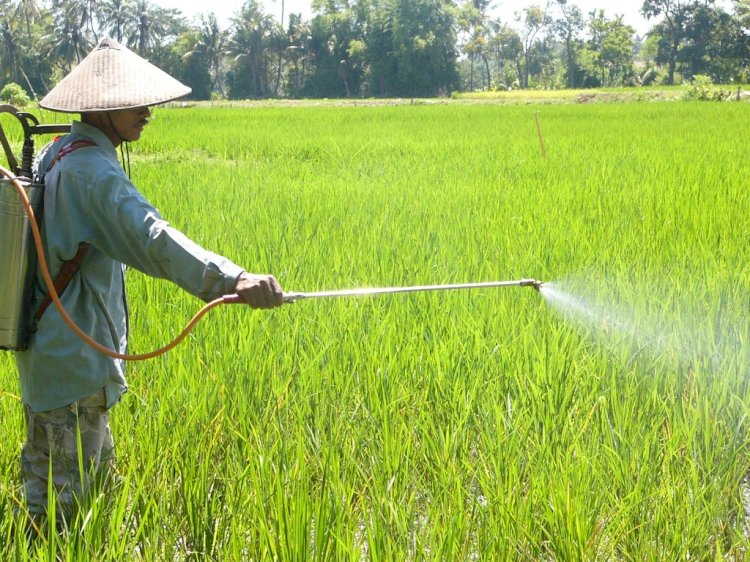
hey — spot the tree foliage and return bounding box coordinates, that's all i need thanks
[0,81,31,105]
[225,0,279,99]
[0,0,748,101]
[555,0,584,88]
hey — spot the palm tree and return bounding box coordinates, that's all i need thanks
[226,1,276,98]
[200,14,227,96]
[14,0,41,41]
[284,13,312,96]
[0,16,21,84]
[83,0,99,44]
[96,0,135,43]
[274,0,285,27]
[271,0,287,95]
[128,0,183,57]
[46,0,92,72]
[131,0,155,55]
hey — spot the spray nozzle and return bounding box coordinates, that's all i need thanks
[519,279,544,291]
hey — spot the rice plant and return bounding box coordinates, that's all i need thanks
[1,100,749,560]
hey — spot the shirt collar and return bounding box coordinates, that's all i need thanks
[70,120,119,161]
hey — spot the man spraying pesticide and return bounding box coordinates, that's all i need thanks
[0,39,543,534]
[0,38,284,531]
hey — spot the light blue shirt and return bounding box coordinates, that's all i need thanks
[15,121,244,412]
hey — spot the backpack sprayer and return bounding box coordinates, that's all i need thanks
[0,105,70,350]
[0,104,543,360]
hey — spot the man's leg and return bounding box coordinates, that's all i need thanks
[21,389,114,527]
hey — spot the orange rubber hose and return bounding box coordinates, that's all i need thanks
[1,164,244,361]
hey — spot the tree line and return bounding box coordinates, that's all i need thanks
[1,0,749,102]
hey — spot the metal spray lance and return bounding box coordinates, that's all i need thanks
[278,279,544,303]
[220,279,544,305]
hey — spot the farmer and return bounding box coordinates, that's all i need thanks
[14,38,284,528]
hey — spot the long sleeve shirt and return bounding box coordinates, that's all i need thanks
[15,121,244,412]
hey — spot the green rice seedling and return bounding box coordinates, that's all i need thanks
[1,100,749,560]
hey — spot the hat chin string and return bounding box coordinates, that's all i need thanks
[120,141,132,179]
[106,112,132,178]
[106,112,128,145]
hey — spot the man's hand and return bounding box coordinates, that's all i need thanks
[234,272,285,309]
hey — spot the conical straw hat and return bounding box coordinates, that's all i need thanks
[40,38,191,113]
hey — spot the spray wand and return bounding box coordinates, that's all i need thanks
[222,279,543,306]
[1,164,542,361]
[278,279,542,303]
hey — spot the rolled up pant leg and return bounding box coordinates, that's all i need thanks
[21,390,114,520]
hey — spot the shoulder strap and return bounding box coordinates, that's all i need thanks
[34,243,91,322]
[45,139,98,175]
[34,139,98,323]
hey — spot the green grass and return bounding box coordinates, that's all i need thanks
[1,100,750,560]
[451,85,685,103]
[452,84,748,104]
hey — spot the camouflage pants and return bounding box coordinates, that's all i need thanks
[21,390,114,521]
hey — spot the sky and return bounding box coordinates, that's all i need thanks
[155,0,662,35]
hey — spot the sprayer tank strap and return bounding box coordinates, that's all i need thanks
[33,138,98,323]
[34,243,91,323]
[45,139,98,173]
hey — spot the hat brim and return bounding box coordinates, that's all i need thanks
[40,38,191,113]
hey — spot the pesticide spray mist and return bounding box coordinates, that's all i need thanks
[537,279,748,375]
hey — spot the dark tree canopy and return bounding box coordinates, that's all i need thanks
[0,0,748,101]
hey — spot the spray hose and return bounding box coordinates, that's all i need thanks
[1,164,543,361]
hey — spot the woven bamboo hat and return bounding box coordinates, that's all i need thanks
[39,38,191,113]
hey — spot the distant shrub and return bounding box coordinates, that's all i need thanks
[0,82,31,107]
[684,75,729,101]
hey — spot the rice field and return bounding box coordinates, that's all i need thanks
[1,99,749,560]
